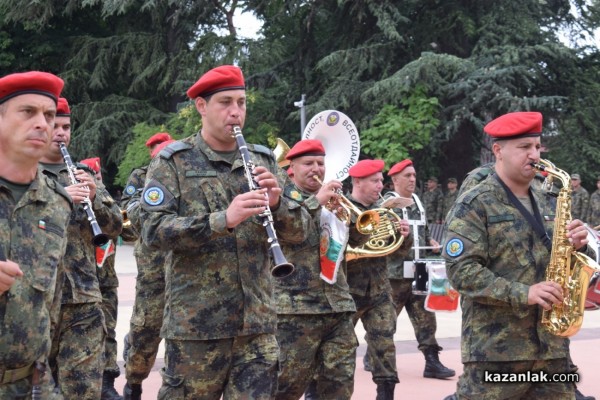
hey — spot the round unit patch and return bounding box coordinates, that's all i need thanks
[290,190,303,202]
[124,184,136,196]
[445,238,464,257]
[144,187,164,206]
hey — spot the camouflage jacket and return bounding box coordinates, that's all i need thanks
[140,133,310,340]
[120,166,147,241]
[274,184,367,314]
[588,189,600,227]
[441,190,458,222]
[571,186,590,221]
[41,163,123,304]
[345,194,392,297]
[421,188,443,222]
[443,174,569,362]
[0,170,71,368]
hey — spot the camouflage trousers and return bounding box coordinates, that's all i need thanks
[50,302,106,399]
[158,334,278,400]
[97,252,120,376]
[275,312,357,400]
[457,358,575,399]
[352,291,399,384]
[389,278,440,352]
[125,247,165,384]
[0,362,63,400]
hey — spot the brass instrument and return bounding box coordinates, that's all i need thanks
[274,138,291,168]
[121,209,131,229]
[531,159,600,336]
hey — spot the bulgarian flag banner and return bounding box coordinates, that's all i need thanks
[96,239,115,268]
[319,208,349,284]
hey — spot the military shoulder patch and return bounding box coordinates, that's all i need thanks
[144,186,165,206]
[445,238,464,257]
[124,184,137,196]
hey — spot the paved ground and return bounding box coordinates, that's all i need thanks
[111,243,600,399]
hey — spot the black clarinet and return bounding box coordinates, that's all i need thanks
[233,126,294,278]
[59,143,109,247]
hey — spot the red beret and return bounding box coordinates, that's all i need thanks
[388,159,413,176]
[349,159,385,178]
[56,97,70,116]
[285,139,326,160]
[484,111,542,139]
[187,65,245,99]
[0,71,64,104]
[80,157,101,173]
[151,139,176,158]
[145,132,172,148]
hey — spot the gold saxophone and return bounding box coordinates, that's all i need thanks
[531,159,599,337]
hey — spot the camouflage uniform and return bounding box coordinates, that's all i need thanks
[42,163,123,399]
[0,170,71,399]
[441,189,458,222]
[443,174,574,399]
[422,187,443,223]
[571,185,589,222]
[384,192,441,353]
[588,189,600,227]
[274,184,366,400]
[97,249,120,379]
[140,134,309,399]
[345,194,399,387]
[121,166,168,385]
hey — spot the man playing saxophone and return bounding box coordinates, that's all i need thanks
[443,111,593,400]
[139,65,309,399]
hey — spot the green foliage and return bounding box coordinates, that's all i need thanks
[361,86,439,168]
[114,103,200,187]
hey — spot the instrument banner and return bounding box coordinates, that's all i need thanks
[585,273,600,311]
[96,239,115,269]
[319,208,349,284]
[424,262,459,312]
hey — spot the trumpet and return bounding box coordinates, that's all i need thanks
[59,143,109,247]
[313,175,380,234]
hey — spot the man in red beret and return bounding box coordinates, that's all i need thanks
[341,159,409,400]
[119,133,175,400]
[442,111,592,400]
[273,139,368,399]
[368,159,454,382]
[0,71,72,399]
[40,97,123,399]
[139,65,309,400]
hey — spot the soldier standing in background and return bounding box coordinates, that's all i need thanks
[588,176,600,228]
[80,156,123,400]
[41,97,123,399]
[140,65,309,399]
[422,176,443,224]
[0,71,71,399]
[120,132,174,400]
[443,111,589,400]
[344,159,410,400]
[571,173,589,221]
[441,177,458,223]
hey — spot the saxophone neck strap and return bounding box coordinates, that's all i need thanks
[494,174,552,251]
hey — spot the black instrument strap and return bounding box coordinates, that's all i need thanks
[494,175,552,251]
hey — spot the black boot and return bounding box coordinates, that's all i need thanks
[101,371,123,400]
[423,347,455,379]
[375,381,395,400]
[123,382,142,400]
[443,394,458,400]
[575,386,596,400]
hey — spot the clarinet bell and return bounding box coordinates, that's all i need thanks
[271,262,295,279]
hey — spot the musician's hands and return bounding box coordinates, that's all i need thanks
[528,281,563,310]
[430,238,441,253]
[65,182,91,204]
[315,180,342,206]
[0,260,23,295]
[225,189,270,228]
[253,166,281,209]
[566,219,589,250]
[394,219,410,238]
[75,169,97,200]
